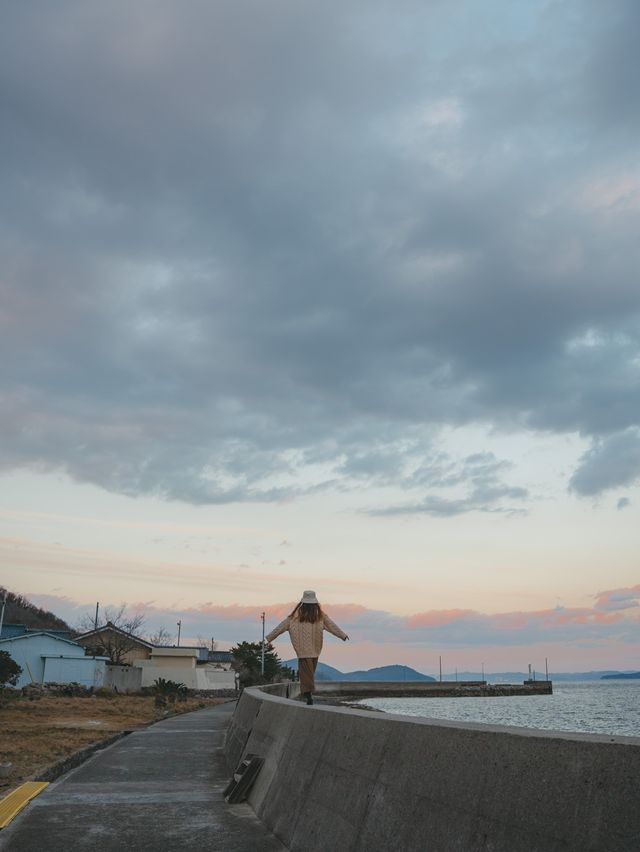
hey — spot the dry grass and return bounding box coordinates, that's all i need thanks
[0,693,227,797]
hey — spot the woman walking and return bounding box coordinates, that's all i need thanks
[266,590,349,705]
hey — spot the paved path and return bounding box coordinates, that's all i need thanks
[0,702,285,851]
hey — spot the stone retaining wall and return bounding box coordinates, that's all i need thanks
[224,685,640,852]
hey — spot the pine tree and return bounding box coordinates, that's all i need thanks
[230,640,294,686]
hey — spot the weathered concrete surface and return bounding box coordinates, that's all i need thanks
[0,702,284,852]
[103,663,142,693]
[225,687,640,852]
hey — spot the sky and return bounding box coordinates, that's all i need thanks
[1,0,639,675]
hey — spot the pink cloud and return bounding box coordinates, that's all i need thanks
[536,608,623,627]
[20,586,640,671]
[321,603,370,620]
[593,584,640,612]
[178,601,370,623]
[406,609,476,629]
[493,612,529,630]
[183,602,294,621]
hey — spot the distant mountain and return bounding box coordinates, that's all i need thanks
[0,587,72,634]
[339,665,436,682]
[284,661,636,683]
[284,660,435,682]
[601,672,640,680]
[454,670,632,682]
[284,660,340,681]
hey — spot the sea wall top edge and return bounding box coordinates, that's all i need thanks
[246,683,640,746]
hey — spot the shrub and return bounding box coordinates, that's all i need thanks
[152,677,188,698]
[0,650,22,688]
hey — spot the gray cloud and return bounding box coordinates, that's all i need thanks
[369,452,528,517]
[569,428,640,496]
[1,1,640,507]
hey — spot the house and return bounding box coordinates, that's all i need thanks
[137,646,236,691]
[0,623,73,641]
[207,650,234,669]
[0,632,108,689]
[0,623,29,640]
[74,622,155,665]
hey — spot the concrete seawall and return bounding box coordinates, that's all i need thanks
[224,684,640,852]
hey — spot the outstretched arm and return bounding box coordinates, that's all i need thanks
[266,616,290,643]
[323,613,349,641]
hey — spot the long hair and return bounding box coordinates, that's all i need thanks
[290,602,323,623]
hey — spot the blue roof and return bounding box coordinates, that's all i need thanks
[0,623,29,639]
[0,624,73,640]
[0,632,84,649]
[209,650,233,662]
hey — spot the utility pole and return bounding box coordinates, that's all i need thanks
[261,612,265,676]
[94,602,99,631]
[0,590,7,638]
[439,655,442,683]
[177,620,182,647]
[481,662,485,682]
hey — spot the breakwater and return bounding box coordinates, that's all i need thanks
[224,683,640,852]
[315,679,552,699]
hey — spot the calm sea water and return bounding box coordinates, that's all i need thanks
[356,681,640,737]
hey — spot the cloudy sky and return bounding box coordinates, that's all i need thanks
[2,0,639,673]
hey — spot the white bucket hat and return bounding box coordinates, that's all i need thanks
[301,590,318,604]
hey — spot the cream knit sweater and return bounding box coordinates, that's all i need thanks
[266,611,347,659]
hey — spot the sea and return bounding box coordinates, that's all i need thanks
[355,680,640,738]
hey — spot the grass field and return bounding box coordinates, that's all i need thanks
[0,693,227,797]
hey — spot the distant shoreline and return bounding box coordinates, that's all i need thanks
[601,672,640,680]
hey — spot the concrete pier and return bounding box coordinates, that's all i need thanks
[314,679,553,699]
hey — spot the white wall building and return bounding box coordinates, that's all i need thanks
[137,646,236,691]
[0,632,108,688]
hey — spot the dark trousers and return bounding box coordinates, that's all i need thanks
[298,657,318,693]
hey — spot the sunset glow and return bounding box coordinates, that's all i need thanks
[1,2,639,674]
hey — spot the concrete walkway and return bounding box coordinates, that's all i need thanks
[0,702,285,851]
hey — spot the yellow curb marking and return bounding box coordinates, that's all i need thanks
[0,782,49,829]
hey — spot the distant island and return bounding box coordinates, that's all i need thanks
[601,672,640,680]
[452,670,636,682]
[284,662,640,683]
[284,661,436,682]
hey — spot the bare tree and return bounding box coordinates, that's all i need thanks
[147,626,173,646]
[76,605,147,664]
[196,634,217,651]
